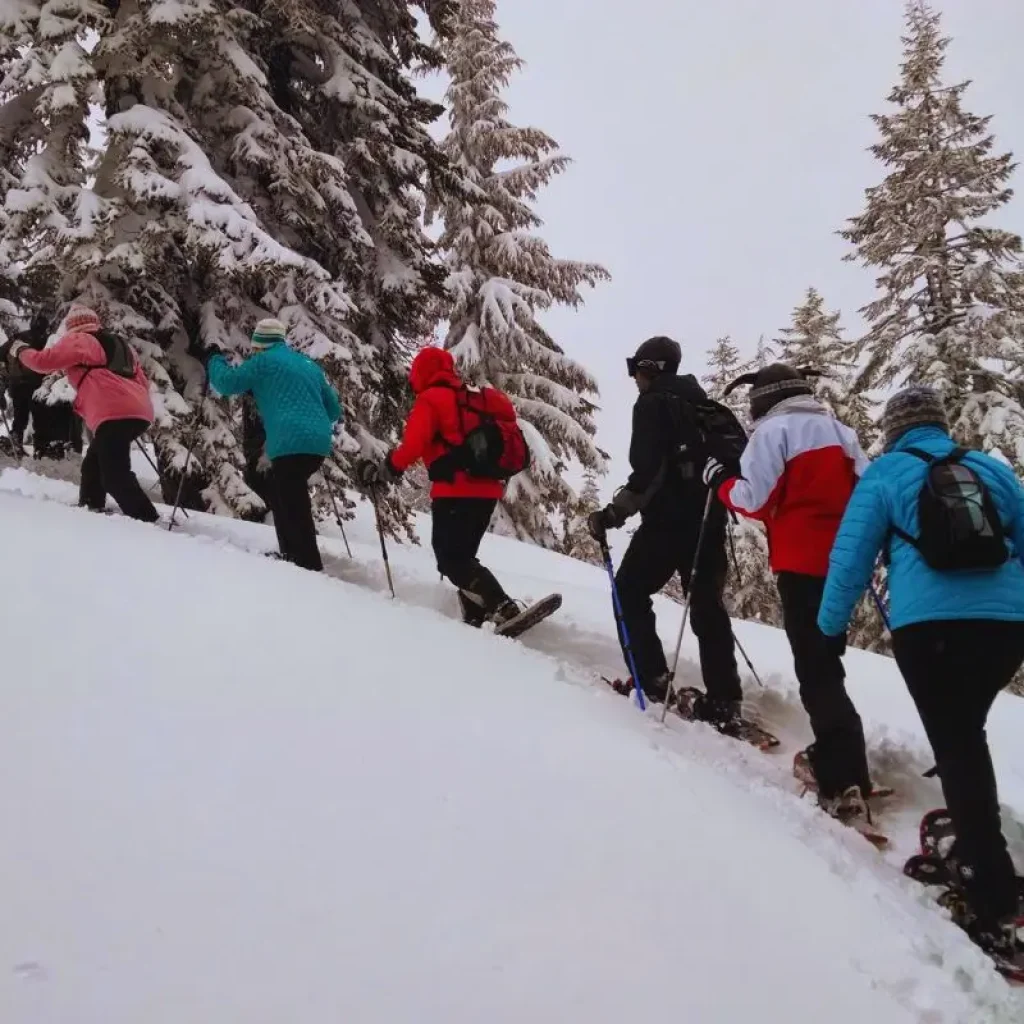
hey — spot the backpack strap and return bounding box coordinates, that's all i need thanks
[885,449,936,556]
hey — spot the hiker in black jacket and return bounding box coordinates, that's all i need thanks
[588,336,743,729]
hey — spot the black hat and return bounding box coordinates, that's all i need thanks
[627,336,681,378]
[725,363,815,421]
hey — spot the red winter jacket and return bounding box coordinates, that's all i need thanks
[389,347,515,500]
[717,396,869,577]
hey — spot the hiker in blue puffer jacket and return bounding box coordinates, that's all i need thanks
[818,385,1024,959]
[208,319,342,572]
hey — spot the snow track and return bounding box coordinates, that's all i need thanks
[2,466,1023,1021]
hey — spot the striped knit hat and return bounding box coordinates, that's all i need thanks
[252,318,287,348]
[882,385,949,449]
[66,305,101,334]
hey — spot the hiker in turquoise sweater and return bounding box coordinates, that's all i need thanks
[208,318,342,571]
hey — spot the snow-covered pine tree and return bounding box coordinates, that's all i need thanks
[702,335,744,418]
[842,0,1024,474]
[560,469,602,566]
[697,334,781,626]
[777,288,850,413]
[430,0,610,545]
[0,1,458,532]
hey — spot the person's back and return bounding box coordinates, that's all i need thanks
[207,321,341,462]
[822,424,1024,632]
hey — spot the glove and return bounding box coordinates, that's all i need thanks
[356,455,400,488]
[8,340,27,363]
[823,632,847,659]
[186,335,216,367]
[702,456,731,492]
[587,503,628,540]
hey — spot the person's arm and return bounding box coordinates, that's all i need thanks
[207,353,260,397]
[817,467,892,637]
[611,394,672,518]
[717,420,787,522]
[321,373,342,425]
[389,395,438,472]
[16,332,102,375]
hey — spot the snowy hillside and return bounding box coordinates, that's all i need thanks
[2,469,1024,1023]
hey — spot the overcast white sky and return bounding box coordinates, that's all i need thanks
[459,0,1024,487]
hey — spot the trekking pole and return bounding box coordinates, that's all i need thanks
[599,536,646,712]
[370,484,396,599]
[0,401,24,461]
[663,489,715,723]
[134,438,187,516]
[733,632,765,688]
[869,581,891,632]
[168,377,210,532]
[321,469,352,558]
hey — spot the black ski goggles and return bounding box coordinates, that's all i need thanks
[626,357,668,378]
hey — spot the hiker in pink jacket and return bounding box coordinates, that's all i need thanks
[10,306,159,522]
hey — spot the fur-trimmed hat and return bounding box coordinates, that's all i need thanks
[726,363,815,421]
[881,385,949,449]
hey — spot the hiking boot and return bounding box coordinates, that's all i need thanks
[820,786,869,825]
[691,693,743,737]
[489,599,523,630]
[643,672,673,705]
[458,589,487,628]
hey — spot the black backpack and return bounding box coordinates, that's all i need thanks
[78,330,136,382]
[891,447,1008,571]
[666,393,748,475]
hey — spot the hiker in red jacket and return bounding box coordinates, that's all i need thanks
[357,347,523,629]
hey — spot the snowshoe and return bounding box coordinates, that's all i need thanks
[492,593,562,639]
[815,785,890,849]
[792,748,895,802]
[673,687,781,752]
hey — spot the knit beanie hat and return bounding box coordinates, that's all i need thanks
[882,385,949,449]
[65,305,101,334]
[252,318,287,348]
[737,363,814,421]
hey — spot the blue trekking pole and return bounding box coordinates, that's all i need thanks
[599,537,646,712]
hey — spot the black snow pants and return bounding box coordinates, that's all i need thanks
[614,517,741,705]
[431,497,510,624]
[269,454,324,572]
[79,419,160,523]
[776,572,870,799]
[892,619,1024,929]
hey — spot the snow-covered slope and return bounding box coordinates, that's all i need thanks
[1,468,1022,1022]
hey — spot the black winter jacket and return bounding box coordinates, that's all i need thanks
[618,373,725,532]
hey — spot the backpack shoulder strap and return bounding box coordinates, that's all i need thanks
[902,447,935,464]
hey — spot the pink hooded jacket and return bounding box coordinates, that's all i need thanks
[18,331,154,433]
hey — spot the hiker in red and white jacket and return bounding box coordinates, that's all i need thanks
[702,364,877,824]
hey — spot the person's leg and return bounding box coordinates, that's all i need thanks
[893,620,1024,931]
[78,432,106,511]
[269,455,324,571]
[432,498,509,618]
[95,420,159,522]
[777,572,870,798]
[613,522,677,701]
[685,530,742,705]
[9,381,33,447]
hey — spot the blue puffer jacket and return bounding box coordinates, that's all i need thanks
[208,342,342,460]
[818,426,1024,637]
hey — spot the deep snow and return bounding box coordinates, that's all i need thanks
[1,466,1022,1022]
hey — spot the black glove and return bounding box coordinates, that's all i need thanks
[187,335,216,367]
[356,455,401,489]
[823,632,847,659]
[587,503,628,540]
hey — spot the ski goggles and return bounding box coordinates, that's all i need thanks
[626,357,669,378]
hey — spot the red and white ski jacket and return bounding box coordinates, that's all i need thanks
[717,396,868,577]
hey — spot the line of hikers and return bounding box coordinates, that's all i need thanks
[3,308,1023,962]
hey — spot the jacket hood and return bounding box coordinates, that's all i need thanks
[409,347,462,395]
[649,373,708,404]
[886,424,951,453]
[760,394,829,421]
